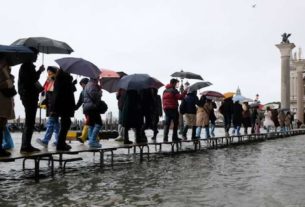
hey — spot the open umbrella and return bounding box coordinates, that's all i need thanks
[55,57,100,78]
[0,45,34,66]
[188,81,212,92]
[223,92,235,99]
[262,102,281,110]
[200,90,224,101]
[171,70,203,80]
[11,37,73,63]
[116,74,163,90]
[100,69,127,93]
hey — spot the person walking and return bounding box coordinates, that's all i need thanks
[242,102,251,134]
[114,88,126,142]
[0,57,17,156]
[219,97,234,137]
[263,107,274,133]
[209,100,217,137]
[75,78,89,143]
[271,109,280,132]
[162,78,187,142]
[196,97,213,139]
[181,90,199,140]
[285,111,292,131]
[53,69,76,151]
[36,66,59,147]
[83,78,104,148]
[278,109,286,132]
[18,48,45,153]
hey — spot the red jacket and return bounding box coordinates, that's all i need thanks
[162,84,186,110]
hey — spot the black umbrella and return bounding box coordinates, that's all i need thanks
[171,70,203,80]
[100,71,128,93]
[188,81,212,92]
[0,44,34,66]
[11,37,73,63]
[116,74,163,90]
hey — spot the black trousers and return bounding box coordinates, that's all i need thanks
[21,98,38,148]
[57,116,71,147]
[164,109,179,138]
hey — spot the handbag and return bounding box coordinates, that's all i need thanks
[86,90,108,114]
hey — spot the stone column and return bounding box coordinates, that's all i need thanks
[293,60,305,123]
[276,43,295,109]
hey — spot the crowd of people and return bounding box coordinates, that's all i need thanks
[0,49,298,157]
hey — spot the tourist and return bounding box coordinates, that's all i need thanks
[181,90,199,140]
[242,102,251,134]
[114,88,126,142]
[285,111,292,131]
[122,90,144,144]
[263,107,274,133]
[278,110,286,132]
[219,97,234,137]
[232,100,243,135]
[18,47,45,153]
[162,78,187,142]
[196,97,213,139]
[75,78,89,143]
[36,66,59,147]
[271,108,280,132]
[209,100,217,137]
[83,78,103,148]
[0,57,17,156]
[53,69,76,151]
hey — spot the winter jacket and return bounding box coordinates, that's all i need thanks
[219,98,234,117]
[162,84,186,110]
[83,80,102,114]
[75,90,84,111]
[117,89,126,111]
[233,102,243,127]
[183,92,199,114]
[18,62,42,101]
[242,103,251,127]
[53,70,76,117]
[196,102,213,126]
[122,90,143,128]
[0,65,15,119]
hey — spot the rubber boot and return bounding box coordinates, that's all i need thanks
[115,124,124,141]
[205,126,210,139]
[89,125,101,148]
[78,125,89,143]
[191,126,196,140]
[182,125,189,140]
[195,126,202,138]
[163,125,169,142]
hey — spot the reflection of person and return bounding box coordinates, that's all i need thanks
[36,66,59,147]
[162,78,187,142]
[18,47,45,153]
[0,57,17,156]
[53,69,76,151]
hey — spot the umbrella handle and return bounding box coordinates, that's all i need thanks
[42,53,44,65]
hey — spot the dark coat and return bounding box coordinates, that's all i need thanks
[219,98,234,117]
[75,90,84,111]
[122,90,143,128]
[53,70,76,117]
[18,62,42,102]
[209,101,217,123]
[83,80,101,114]
[242,104,252,127]
[232,102,243,127]
[183,92,199,114]
[271,109,280,127]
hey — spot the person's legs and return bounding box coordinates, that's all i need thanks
[39,117,56,146]
[205,125,210,138]
[195,126,202,138]
[172,109,181,141]
[210,120,215,137]
[21,100,39,152]
[182,125,189,140]
[163,110,172,142]
[0,118,10,156]
[56,116,71,150]
[191,126,196,140]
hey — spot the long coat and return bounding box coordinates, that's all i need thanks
[196,102,213,127]
[232,102,243,127]
[0,65,15,119]
[122,90,143,129]
[53,70,76,117]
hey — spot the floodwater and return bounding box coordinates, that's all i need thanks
[1,131,305,207]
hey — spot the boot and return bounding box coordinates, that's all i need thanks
[77,125,89,143]
[205,126,210,139]
[172,130,181,142]
[152,129,158,141]
[237,126,241,135]
[195,126,202,138]
[0,128,11,157]
[88,124,101,148]
[115,124,124,141]
[191,126,196,140]
[163,125,169,142]
[124,128,133,144]
[182,125,189,140]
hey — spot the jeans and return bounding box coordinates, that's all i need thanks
[42,116,59,144]
[164,109,179,139]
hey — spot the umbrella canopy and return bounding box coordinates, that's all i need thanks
[223,92,235,99]
[200,90,224,101]
[0,45,34,66]
[171,70,203,80]
[55,57,100,79]
[100,69,120,78]
[262,102,281,110]
[116,74,163,91]
[11,37,73,54]
[188,81,212,92]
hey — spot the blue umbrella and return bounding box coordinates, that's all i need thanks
[0,44,34,66]
[116,74,163,90]
[55,57,100,79]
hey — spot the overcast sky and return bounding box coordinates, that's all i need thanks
[1,0,305,119]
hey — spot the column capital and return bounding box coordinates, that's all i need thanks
[293,59,305,72]
[276,43,296,57]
